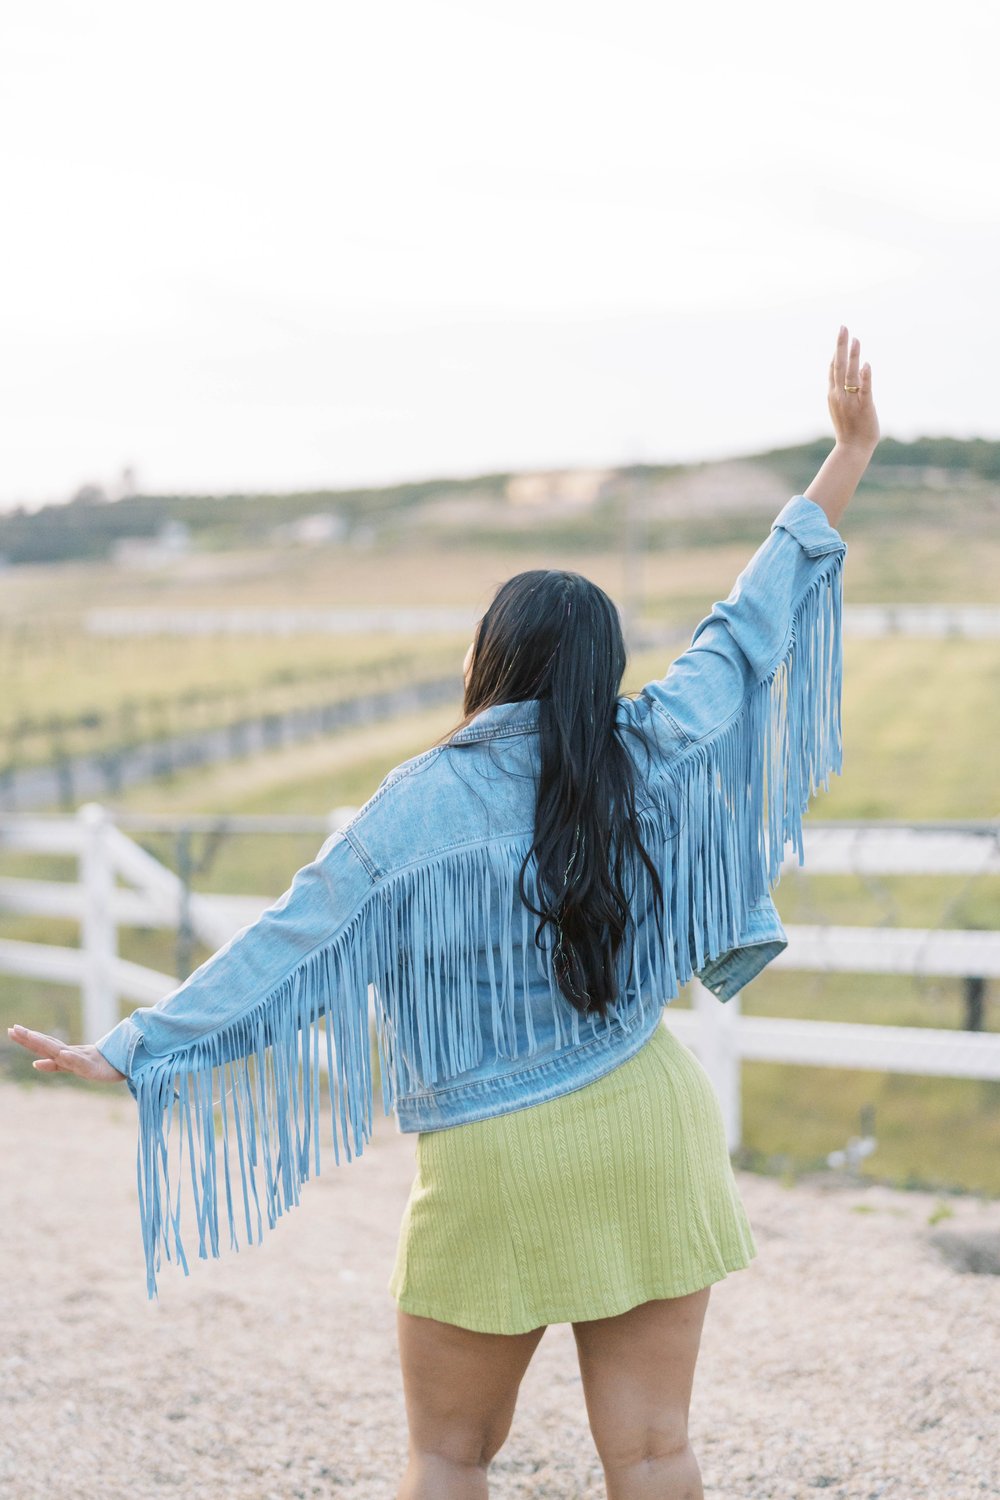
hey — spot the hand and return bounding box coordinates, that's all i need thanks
[827,324,880,455]
[7,1025,126,1083]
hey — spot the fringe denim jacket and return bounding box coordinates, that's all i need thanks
[96,493,847,1295]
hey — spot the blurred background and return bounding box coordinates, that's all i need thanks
[1,0,998,1196]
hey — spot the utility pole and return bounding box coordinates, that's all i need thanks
[620,454,645,654]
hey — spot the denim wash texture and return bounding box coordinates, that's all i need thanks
[95,493,847,1295]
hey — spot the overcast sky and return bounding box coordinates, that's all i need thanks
[2,0,998,511]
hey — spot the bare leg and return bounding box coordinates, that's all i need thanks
[395,1307,546,1499]
[572,1286,711,1500]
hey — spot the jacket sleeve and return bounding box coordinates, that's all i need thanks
[93,825,379,1298]
[634,494,848,997]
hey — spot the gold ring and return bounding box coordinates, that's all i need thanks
[844,384,860,393]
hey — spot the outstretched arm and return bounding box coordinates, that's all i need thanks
[7,824,374,1090]
[9,823,381,1297]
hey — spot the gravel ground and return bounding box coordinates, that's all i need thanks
[2,1071,999,1500]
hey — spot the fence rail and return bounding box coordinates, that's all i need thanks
[839,603,1000,637]
[0,678,461,814]
[2,804,998,1149]
[82,603,1000,640]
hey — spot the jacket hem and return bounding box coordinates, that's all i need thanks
[395,1004,667,1132]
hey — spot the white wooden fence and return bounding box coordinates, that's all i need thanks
[839,603,1000,638]
[85,607,476,637]
[2,803,999,1151]
[84,603,1000,640]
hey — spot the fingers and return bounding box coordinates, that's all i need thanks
[8,1025,80,1075]
[833,324,849,388]
[845,335,861,391]
[8,1025,69,1061]
[826,324,879,452]
[831,325,872,400]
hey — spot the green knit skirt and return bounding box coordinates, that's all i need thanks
[388,1016,758,1334]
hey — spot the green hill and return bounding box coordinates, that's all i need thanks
[3,434,999,566]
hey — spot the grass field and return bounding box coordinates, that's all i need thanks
[2,485,998,1195]
[0,625,463,770]
[3,490,1000,739]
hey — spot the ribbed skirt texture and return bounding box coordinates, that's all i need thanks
[388,1017,758,1333]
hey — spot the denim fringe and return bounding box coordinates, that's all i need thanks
[647,546,845,976]
[131,550,843,1297]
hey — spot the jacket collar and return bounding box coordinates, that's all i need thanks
[447,699,541,744]
[447,696,633,744]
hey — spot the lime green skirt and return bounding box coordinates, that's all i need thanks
[388,1017,758,1333]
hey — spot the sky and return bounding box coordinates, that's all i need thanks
[2,0,998,512]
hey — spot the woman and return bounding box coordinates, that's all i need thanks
[10,326,878,1500]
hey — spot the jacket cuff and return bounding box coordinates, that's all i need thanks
[693,899,789,1001]
[771,495,847,559]
[94,1018,147,1096]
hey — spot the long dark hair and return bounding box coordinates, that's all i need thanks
[437,569,667,1022]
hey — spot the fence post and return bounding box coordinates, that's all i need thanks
[78,802,118,1041]
[692,978,742,1152]
[963,974,985,1032]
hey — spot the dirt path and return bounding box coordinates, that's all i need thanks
[1,1065,998,1499]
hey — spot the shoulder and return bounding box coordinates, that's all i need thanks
[370,744,447,801]
[339,742,448,840]
[339,742,500,878]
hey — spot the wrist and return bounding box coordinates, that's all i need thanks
[832,437,877,466]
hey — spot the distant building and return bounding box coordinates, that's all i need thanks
[112,519,191,569]
[506,469,612,508]
[271,511,348,545]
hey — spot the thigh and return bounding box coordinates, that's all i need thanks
[396,1308,547,1463]
[571,1288,711,1463]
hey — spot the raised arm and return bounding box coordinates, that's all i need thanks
[633,327,879,990]
[641,324,875,744]
[640,494,849,746]
[640,325,878,747]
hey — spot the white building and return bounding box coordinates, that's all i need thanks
[112,519,191,569]
[271,511,348,545]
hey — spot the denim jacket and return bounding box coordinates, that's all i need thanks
[96,493,847,1295]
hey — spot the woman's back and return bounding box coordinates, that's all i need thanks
[345,488,848,1122]
[82,491,848,1295]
